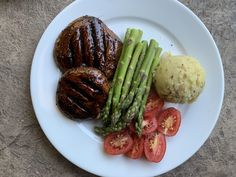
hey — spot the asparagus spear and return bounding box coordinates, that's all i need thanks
[109,41,148,122]
[118,40,158,109]
[120,42,143,102]
[96,40,159,136]
[123,40,158,123]
[100,29,131,125]
[111,42,143,125]
[135,47,162,135]
[110,40,156,125]
[123,40,159,107]
[112,29,143,113]
[94,121,126,137]
[133,41,148,82]
[123,39,158,112]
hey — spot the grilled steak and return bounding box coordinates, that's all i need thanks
[56,67,109,119]
[54,16,123,79]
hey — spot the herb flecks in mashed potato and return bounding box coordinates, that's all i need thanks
[154,52,205,103]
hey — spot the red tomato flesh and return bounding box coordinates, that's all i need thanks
[144,131,166,163]
[130,116,157,135]
[145,87,164,112]
[125,134,144,159]
[144,88,164,119]
[104,130,133,155]
[129,87,162,135]
[157,107,181,136]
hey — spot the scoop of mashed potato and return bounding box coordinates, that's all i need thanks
[154,52,205,103]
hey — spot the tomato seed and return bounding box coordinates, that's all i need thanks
[110,135,128,148]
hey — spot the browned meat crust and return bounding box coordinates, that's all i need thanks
[54,16,122,79]
[56,67,109,119]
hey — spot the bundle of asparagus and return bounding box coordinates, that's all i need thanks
[95,28,162,136]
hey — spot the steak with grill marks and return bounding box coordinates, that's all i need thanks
[56,67,109,119]
[54,16,123,79]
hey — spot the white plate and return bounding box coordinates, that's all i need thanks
[30,0,224,176]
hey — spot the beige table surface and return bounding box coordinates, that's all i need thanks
[0,0,235,176]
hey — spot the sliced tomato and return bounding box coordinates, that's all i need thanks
[144,131,166,163]
[125,134,144,159]
[130,116,157,135]
[157,107,181,136]
[144,88,164,119]
[104,130,133,155]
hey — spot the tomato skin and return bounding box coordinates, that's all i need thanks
[125,134,144,159]
[144,88,164,119]
[104,130,133,155]
[142,118,158,135]
[129,117,157,135]
[145,88,164,112]
[129,87,163,135]
[144,108,159,120]
[157,107,181,136]
[144,132,166,163]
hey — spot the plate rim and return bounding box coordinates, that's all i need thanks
[30,0,224,176]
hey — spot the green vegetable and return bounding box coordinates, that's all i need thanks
[112,29,143,113]
[123,39,158,111]
[123,40,158,124]
[133,40,148,82]
[110,41,148,121]
[120,42,143,102]
[95,28,162,137]
[100,29,131,125]
[111,42,143,125]
[110,39,155,125]
[94,121,125,137]
[135,47,162,135]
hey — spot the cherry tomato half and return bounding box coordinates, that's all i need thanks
[144,88,164,119]
[130,116,157,135]
[144,131,166,163]
[104,130,133,155]
[157,107,181,136]
[125,134,144,159]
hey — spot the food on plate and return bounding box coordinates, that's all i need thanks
[104,29,143,126]
[104,130,133,155]
[129,114,157,135]
[144,131,166,163]
[102,91,180,162]
[154,52,205,103]
[95,28,163,136]
[125,134,144,159]
[53,20,193,163]
[56,67,109,119]
[157,107,181,136]
[144,87,164,118]
[54,15,123,79]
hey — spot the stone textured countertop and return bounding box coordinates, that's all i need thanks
[0,0,235,176]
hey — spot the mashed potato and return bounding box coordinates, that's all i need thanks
[154,52,205,103]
